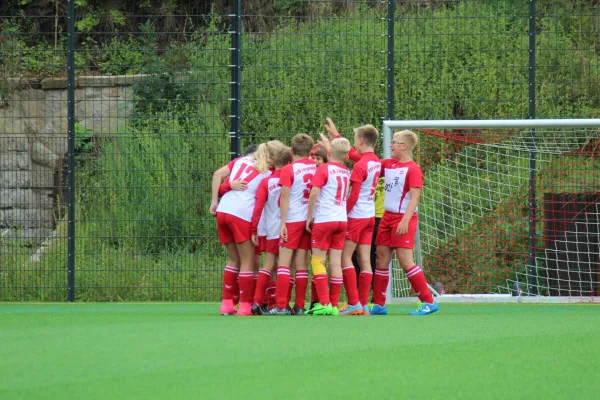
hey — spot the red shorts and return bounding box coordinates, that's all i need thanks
[311,221,347,251]
[216,212,252,245]
[255,236,266,255]
[346,217,375,245]
[375,212,417,249]
[265,239,279,255]
[280,221,311,251]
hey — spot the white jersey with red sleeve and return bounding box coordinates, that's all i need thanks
[264,171,283,239]
[217,156,271,222]
[311,162,351,223]
[347,152,381,219]
[381,159,424,214]
[257,211,267,237]
[279,158,316,223]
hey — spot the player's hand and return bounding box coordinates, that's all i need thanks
[311,143,321,155]
[305,218,313,233]
[280,225,288,242]
[209,201,218,216]
[324,117,340,140]
[318,132,331,152]
[395,220,409,236]
[230,180,248,191]
[251,234,259,246]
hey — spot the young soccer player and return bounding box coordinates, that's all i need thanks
[308,144,327,308]
[250,145,293,314]
[311,145,328,166]
[264,134,315,316]
[305,137,352,316]
[334,124,382,316]
[323,120,438,316]
[218,144,260,306]
[210,140,287,316]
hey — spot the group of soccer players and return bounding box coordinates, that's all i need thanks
[209,118,439,316]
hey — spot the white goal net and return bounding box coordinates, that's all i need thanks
[382,119,600,303]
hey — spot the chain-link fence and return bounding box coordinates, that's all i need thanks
[1,0,599,301]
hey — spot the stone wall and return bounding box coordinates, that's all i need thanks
[0,75,136,245]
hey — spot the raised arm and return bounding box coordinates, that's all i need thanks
[322,117,361,163]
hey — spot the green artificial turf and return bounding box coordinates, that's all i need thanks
[0,303,598,399]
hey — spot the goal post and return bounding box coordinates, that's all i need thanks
[382,119,600,304]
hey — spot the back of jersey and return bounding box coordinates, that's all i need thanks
[279,158,316,223]
[312,162,351,223]
[348,155,381,219]
[217,156,271,221]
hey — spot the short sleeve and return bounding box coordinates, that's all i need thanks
[407,163,424,189]
[349,160,367,184]
[226,157,239,172]
[311,164,329,189]
[380,158,392,176]
[279,165,294,188]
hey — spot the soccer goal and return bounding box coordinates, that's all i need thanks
[382,119,600,304]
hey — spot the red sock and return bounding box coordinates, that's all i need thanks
[329,277,343,308]
[252,273,258,298]
[266,281,276,307]
[372,268,390,306]
[254,269,271,304]
[406,265,434,304]
[287,276,296,304]
[238,271,254,304]
[358,271,373,306]
[275,266,291,309]
[294,270,308,309]
[232,277,240,305]
[342,266,359,305]
[222,266,239,301]
[314,273,330,305]
[310,277,318,303]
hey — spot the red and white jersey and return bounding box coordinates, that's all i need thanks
[311,162,351,223]
[347,152,381,219]
[257,210,267,237]
[255,171,283,240]
[381,159,423,214]
[279,158,317,223]
[217,156,271,222]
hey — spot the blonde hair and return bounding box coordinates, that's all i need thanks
[353,124,379,147]
[290,134,314,157]
[254,140,289,172]
[330,137,351,160]
[393,130,419,151]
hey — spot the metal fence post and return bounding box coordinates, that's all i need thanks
[66,0,76,302]
[229,0,242,159]
[527,0,538,295]
[385,0,396,302]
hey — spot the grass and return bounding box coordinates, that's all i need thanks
[1,303,599,399]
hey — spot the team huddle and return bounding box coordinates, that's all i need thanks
[209,118,439,316]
